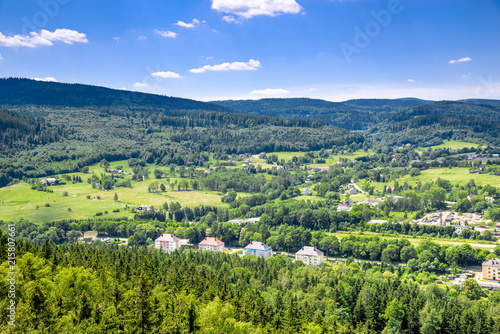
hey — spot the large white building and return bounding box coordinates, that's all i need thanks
[295,246,324,266]
[243,241,272,258]
[198,237,225,252]
[155,234,181,252]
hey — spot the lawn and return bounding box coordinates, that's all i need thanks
[396,168,500,188]
[431,140,478,151]
[0,167,231,223]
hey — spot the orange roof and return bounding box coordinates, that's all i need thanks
[199,237,224,246]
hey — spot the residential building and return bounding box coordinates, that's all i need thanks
[348,188,357,195]
[295,246,324,266]
[136,205,153,211]
[303,188,312,195]
[243,241,272,258]
[337,203,350,211]
[483,259,500,280]
[486,197,495,204]
[198,237,225,252]
[367,198,383,206]
[155,234,181,252]
[41,177,57,184]
[455,225,466,234]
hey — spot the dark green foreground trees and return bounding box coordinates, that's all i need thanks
[1,231,500,333]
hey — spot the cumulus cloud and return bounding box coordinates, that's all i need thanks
[174,19,200,28]
[211,0,302,20]
[407,79,414,82]
[153,29,177,38]
[152,71,183,79]
[449,57,471,64]
[133,82,148,88]
[138,35,147,40]
[189,59,261,73]
[251,88,290,96]
[32,77,58,82]
[0,29,88,48]
[113,37,120,42]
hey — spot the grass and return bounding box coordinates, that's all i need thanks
[396,168,500,188]
[0,160,236,223]
[430,140,478,151]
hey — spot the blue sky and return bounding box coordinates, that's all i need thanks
[0,0,499,101]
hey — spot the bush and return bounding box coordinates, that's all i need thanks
[63,191,69,196]
[44,203,50,207]
[95,212,103,216]
[112,209,120,213]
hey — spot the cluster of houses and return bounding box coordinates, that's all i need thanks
[154,234,325,265]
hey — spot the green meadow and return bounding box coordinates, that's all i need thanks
[430,140,478,150]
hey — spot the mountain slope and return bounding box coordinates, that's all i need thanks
[0,79,365,187]
[0,78,231,112]
[212,98,430,130]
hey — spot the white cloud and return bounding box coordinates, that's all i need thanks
[138,35,147,40]
[461,72,472,80]
[449,57,472,64]
[174,19,200,28]
[407,79,414,82]
[211,0,302,20]
[222,15,239,23]
[133,82,148,88]
[152,71,183,79]
[0,53,3,61]
[32,77,58,82]
[205,56,214,60]
[153,29,177,38]
[190,59,261,73]
[251,88,290,96]
[0,29,88,48]
[113,37,120,42]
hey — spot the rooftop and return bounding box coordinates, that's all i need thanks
[244,241,271,251]
[483,259,500,267]
[155,234,180,242]
[199,237,224,246]
[296,246,323,257]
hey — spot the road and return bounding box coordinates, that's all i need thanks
[351,181,366,194]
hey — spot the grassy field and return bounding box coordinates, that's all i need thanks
[397,168,500,188]
[0,159,237,223]
[430,140,478,150]
[327,231,498,249]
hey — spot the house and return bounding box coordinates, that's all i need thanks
[243,241,272,258]
[277,166,284,170]
[41,177,57,184]
[245,158,252,163]
[198,237,225,252]
[486,197,495,204]
[455,225,466,234]
[204,168,214,174]
[295,246,324,266]
[467,195,476,200]
[346,198,355,206]
[322,167,330,172]
[108,169,124,174]
[303,188,312,195]
[242,164,249,169]
[337,203,350,211]
[482,259,500,280]
[136,205,154,211]
[348,188,357,195]
[155,234,181,252]
[239,154,245,158]
[385,186,395,193]
[367,198,383,206]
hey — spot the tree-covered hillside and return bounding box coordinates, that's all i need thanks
[0,78,230,112]
[0,79,364,187]
[367,101,500,146]
[213,98,430,131]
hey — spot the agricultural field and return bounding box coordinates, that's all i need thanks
[430,140,478,151]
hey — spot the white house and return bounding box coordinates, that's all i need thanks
[198,237,225,252]
[155,234,181,252]
[348,188,357,195]
[455,225,465,234]
[295,246,324,266]
[243,241,272,258]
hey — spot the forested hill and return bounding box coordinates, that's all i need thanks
[0,79,365,187]
[212,98,431,130]
[0,78,230,112]
[367,101,500,146]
